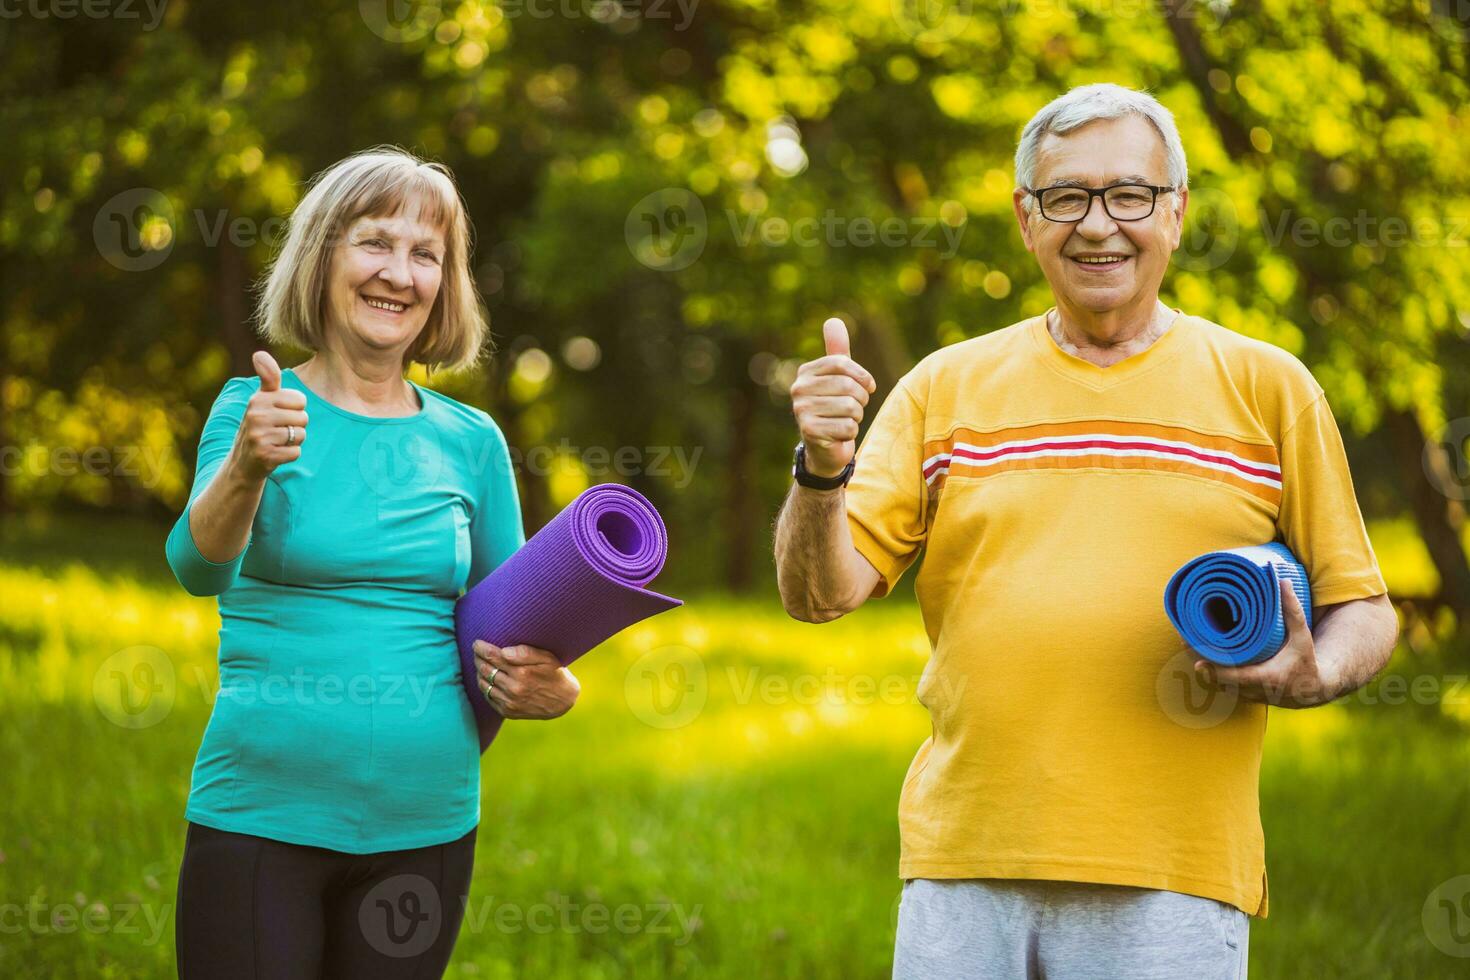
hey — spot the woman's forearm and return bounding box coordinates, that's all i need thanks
[188,451,268,564]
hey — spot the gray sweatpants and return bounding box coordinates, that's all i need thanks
[893,878,1249,980]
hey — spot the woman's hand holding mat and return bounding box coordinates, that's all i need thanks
[471,640,580,720]
[455,483,683,752]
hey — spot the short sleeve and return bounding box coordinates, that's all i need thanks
[465,414,526,593]
[164,377,255,597]
[1275,390,1387,607]
[845,381,930,599]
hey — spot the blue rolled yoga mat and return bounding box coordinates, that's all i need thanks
[455,483,682,753]
[1163,541,1313,667]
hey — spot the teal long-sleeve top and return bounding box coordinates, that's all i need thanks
[165,367,525,853]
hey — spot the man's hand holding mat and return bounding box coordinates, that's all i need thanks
[1165,541,1335,707]
[1195,576,1330,708]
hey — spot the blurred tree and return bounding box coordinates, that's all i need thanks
[1,0,1465,620]
[1162,0,1470,622]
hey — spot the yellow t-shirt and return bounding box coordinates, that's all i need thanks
[845,308,1387,917]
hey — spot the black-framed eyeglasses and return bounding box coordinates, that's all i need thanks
[1025,183,1175,222]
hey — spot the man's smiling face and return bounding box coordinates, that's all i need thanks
[1013,115,1187,316]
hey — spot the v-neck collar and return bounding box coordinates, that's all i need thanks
[1029,306,1190,390]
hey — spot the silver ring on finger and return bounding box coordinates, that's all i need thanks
[487,666,500,691]
[284,425,297,447]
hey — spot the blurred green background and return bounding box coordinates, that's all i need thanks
[3,0,1470,976]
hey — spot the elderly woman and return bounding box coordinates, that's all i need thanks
[166,147,579,978]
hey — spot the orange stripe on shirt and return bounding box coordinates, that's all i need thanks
[921,420,1282,506]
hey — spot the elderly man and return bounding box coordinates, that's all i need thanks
[774,83,1399,979]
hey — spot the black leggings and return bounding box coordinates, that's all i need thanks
[175,820,477,979]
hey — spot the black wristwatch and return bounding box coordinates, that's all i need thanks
[792,442,855,490]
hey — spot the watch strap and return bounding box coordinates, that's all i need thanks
[793,443,854,490]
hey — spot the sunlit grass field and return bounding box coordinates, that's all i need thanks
[2,515,1468,978]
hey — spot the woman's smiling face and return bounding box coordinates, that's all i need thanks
[325,199,446,357]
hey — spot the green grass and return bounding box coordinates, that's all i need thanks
[2,516,1469,977]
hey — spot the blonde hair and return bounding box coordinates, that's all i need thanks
[253,146,490,378]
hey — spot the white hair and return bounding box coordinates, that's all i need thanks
[1014,83,1189,195]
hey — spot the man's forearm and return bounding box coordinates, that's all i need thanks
[774,483,867,622]
[1311,595,1400,703]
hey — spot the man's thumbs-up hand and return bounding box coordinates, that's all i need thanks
[789,317,877,481]
[231,351,309,482]
[823,317,852,358]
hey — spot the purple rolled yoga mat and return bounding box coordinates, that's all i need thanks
[455,483,682,752]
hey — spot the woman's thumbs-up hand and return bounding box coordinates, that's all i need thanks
[231,351,310,482]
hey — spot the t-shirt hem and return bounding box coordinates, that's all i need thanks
[897,855,1268,919]
[184,805,479,855]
